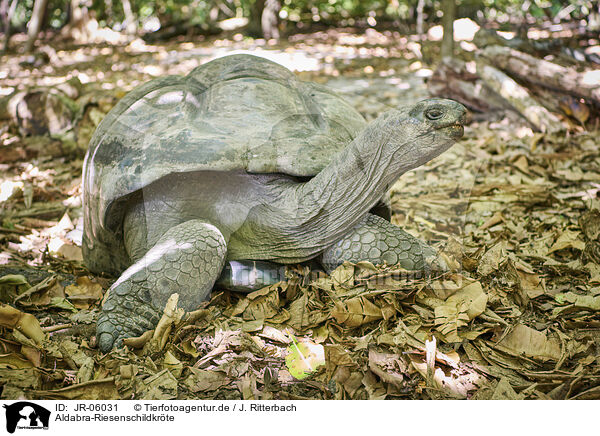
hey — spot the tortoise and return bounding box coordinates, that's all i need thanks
[82,54,466,352]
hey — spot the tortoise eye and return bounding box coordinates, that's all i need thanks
[425,108,444,120]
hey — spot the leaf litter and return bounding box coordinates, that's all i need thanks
[1,29,599,400]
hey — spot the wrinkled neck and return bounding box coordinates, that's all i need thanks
[307,139,396,211]
[289,111,417,251]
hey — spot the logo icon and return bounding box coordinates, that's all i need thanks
[3,402,50,433]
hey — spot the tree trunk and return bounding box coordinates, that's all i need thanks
[474,27,600,66]
[590,2,600,31]
[440,0,455,59]
[248,0,265,38]
[0,0,17,52]
[261,0,279,39]
[528,84,590,126]
[24,0,49,53]
[480,45,600,107]
[476,61,561,133]
[429,57,510,113]
[209,5,220,23]
[104,0,113,28]
[122,0,136,35]
[70,0,90,41]
[416,0,425,38]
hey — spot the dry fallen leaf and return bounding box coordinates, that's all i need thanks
[0,303,46,345]
[431,278,488,342]
[65,276,104,309]
[231,284,281,320]
[477,242,505,276]
[547,230,585,254]
[183,367,231,393]
[331,295,395,327]
[493,324,562,361]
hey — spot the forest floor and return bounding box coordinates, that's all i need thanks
[1,28,599,400]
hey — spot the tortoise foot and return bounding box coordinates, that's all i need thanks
[96,277,162,352]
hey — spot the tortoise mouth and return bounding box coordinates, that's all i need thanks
[442,123,464,138]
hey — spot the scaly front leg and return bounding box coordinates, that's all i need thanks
[96,220,227,352]
[321,213,447,274]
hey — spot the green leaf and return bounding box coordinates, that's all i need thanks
[285,334,325,380]
[50,297,78,312]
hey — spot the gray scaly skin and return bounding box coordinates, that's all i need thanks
[321,213,441,273]
[97,220,226,352]
[84,55,467,352]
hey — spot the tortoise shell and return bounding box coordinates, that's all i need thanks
[82,54,367,274]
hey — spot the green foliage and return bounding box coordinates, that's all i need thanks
[280,0,389,22]
[10,0,35,28]
[8,0,600,34]
[467,0,597,26]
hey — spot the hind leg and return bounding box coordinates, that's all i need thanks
[321,213,446,274]
[96,219,227,352]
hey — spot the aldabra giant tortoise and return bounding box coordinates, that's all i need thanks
[82,54,467,352]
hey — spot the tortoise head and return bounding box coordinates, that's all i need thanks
[408,98,467,137]
[391,98,467,170]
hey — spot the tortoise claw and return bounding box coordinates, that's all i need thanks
[97,331,116,353]
[96,279,161,353]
